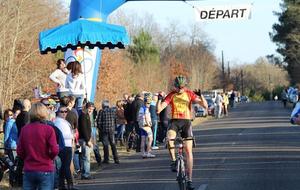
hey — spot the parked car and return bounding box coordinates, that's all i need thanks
[205,98,215,116]
[193,104,207,117]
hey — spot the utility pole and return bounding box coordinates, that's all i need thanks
[227,61,230,79]
[241,69,244,96]
[221,51,225,92]
[269,74,273,100]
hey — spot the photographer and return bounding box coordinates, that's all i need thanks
[291,101,300,125]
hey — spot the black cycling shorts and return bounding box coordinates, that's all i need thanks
[168,119,193,138]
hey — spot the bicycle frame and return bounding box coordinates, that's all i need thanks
[175,139,187,190]
[168,137,194,190]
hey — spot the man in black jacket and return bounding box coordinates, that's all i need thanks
[131,93,144,152]
[97,100,119,164]
[15,99,31,137]
[123,95,134,148]
[78,102,94,180]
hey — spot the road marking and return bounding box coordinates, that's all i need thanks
[221,158,226,163]
[197,184,208,190]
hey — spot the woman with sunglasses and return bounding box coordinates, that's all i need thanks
[54,106,78,190]
[4,109,19,163]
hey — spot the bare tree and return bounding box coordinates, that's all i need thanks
[232,57,290,96]
[0,0,66,108]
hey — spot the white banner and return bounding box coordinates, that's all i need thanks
[65,48,100,101]
[195,4,252,21]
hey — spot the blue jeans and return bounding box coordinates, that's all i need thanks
[93,144,102,165]
[116,124,125,140]
[91,127,97,142]
[54,156,61,189]
[23,171,54,190]
[73,153,80,172]
[79,140,91,178]
[74,95,84,111]
[102,132,119,162]
[152,120,158,147]
[91,127,102,164]
[58,147,73,188]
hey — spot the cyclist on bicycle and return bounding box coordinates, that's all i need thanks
[157,75,208,190]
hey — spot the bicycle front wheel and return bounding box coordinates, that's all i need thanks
[178,180,187,190]
[177,159,187,190]
[0,169,3,182]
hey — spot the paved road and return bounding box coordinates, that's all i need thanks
[77,101,300,190]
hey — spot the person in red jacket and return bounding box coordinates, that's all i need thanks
[17,103,59,190]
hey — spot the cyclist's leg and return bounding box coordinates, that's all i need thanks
[182,120,194,181]
[167,129,177,161]
[185,140,193,179]
[168,120,179,171]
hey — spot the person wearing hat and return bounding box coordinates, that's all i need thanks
[78,102,95,180]
[96,100,120,164]
[138,95,155,158]
[40,98,57,121]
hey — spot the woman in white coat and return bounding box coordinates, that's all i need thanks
[49,59,69,98]
[65,61,86,111]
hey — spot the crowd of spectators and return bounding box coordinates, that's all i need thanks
[0,88,172,189]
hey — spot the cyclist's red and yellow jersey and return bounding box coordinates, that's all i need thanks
[164,89,197,119]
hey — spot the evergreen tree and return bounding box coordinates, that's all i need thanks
[270,0,300,85]
[127,30,159,64]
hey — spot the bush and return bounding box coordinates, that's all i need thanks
[262,91,271,100]
[250,94,265,102]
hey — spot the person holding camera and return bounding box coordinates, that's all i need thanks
[291,100,300,125]
[116,100,126,146]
